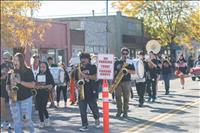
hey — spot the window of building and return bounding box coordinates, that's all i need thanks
[128,22,136,31]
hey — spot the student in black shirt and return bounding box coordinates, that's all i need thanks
[75,53,100,132]
[146,51,158,102]
[7,53,35,133]
[35,62,55,128]
[162,59,172,95]
[114,47,135,118]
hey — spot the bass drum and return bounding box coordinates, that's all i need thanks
[127,59,144,80]
[49,67,65,85]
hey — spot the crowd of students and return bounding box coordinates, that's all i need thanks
[0,50,199,132]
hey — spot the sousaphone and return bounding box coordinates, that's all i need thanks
[146,40,161,54]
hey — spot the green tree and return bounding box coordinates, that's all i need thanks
[1,1,50,49]
[112,1,199,47]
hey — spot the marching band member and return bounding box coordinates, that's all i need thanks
[35,62,55,128]
[56,63,70,108]
[6,53,35,133]
[31,54,41,111]
[162,58,172,95]
[1,51,13,129]
[175,54,187,89]
[75,53,100,132]
[146,51,159,102]
[135,52,148,107]
[114,47,135,118]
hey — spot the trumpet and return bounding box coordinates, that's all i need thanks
[77,63,85,100]
[109,63,128,94]
[7,70,20,103]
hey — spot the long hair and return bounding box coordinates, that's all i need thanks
[39,62,51,75]
[14,52,27,70]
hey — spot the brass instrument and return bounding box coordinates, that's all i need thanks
[7,70,20,103]
[146,40,161,54]
[77,63,85,100]
[109,63,128,94]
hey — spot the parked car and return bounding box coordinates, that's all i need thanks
[190,61,200,81]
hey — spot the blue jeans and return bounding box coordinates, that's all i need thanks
[9,96,34,133]
[162,74,171,92]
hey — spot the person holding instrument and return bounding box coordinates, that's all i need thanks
[6,53,35,133]
[35,62,55,128]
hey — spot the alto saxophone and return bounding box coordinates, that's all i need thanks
[77,63,85,100]
[109,63,128,94]
[7,70,20,103]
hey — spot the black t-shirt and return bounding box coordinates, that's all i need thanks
[7,68,34,101]
[36,71,55,94]
[162,63,172,75]
[75,64,98,100]
[114,60,135,82]
[148,59,158,79]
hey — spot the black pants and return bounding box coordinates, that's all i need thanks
[56,86,67,103]
[146,79,157,99]
[36,91,49,122]
[79,98,100,126]
[136,82,146,105]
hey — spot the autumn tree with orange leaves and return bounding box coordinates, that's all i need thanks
[1,1,50,51]
[112,1,199,50]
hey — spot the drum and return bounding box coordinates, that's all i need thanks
[126,59,145,80]
[49,67,65,85]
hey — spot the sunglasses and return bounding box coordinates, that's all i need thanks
[122,53,128,55]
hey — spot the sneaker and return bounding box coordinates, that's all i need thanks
[39,122,45,128]
[95,119,100,128]
[1,121,9,129]
[57,102,59,107]
[123,113,128,118]
[49,104,54,108]
[152,98,156,102]
[8,123,14,129]
[165,91,169,95]
[115,112,122,118]
[138,104,143,107]
[70,102,75,105]
[79,126,88,132]
[147,97,151,102]
[44,118,50,126]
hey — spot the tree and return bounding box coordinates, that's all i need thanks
[112,1,199,47]
[1,1,50,49]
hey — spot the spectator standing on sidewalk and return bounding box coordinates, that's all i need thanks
[56,63,70,108]
[47,57,57,108]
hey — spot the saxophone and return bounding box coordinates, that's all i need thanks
[109,63,128,94]
[77,63,85,100]
[7,70,20,103]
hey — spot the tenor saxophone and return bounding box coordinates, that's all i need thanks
[77,63,85,100]
[109,63,128,94]
[8,70,20,103]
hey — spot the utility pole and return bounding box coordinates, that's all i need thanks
[106,0,108,53]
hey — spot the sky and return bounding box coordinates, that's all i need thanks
[34,1,118,18]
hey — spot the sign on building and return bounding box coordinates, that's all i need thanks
[97,54,114,80]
